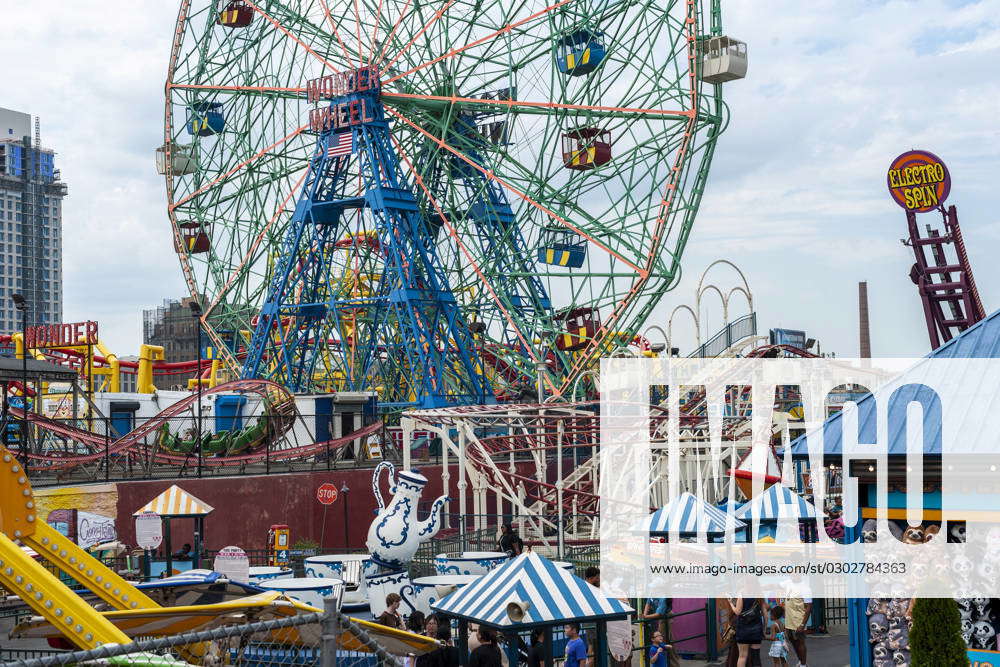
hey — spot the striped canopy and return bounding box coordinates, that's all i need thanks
[637,492,745,536]
[734,483,817,521]
[431,552,632,628]
[133,484,214,517]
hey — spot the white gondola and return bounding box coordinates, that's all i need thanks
[700,36,747,84]
[155,143,197,176]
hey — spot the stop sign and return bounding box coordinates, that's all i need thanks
[316,483,339,505]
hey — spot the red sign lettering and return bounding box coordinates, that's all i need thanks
[25,320,99,348]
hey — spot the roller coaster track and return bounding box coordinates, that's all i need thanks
[10,379,377,473]
[436,344,821,536]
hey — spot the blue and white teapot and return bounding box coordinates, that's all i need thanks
[366,462,448,569]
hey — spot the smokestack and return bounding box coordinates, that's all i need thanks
[859,281,871,358]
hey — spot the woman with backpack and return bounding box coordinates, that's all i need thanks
[726,596,767,667]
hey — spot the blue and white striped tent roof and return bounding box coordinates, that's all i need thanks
[636,492,745,536]
[431,552,632,628]
[733,483,817,521]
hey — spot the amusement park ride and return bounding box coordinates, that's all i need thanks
[7,0,760,542]
[3,5,757,650]
[160,0,747,408]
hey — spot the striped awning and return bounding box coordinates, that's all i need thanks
[733,483,817,521]
[431,552,632,628]
[636,492,745,536]
[133,485,214,517]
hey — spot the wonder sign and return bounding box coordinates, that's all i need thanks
[887,149,951,213]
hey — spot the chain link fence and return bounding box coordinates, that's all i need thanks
[1,600,402,667]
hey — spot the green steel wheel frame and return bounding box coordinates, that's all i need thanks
[163,0,728,401]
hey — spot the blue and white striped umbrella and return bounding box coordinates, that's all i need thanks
[636,492,745,536]
[733,483,817,521]
[431,552,632,628]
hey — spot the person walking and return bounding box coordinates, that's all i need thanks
[527,628,546,667]
[727,597,765,667]
[642,598,680,667]
[417,615,442,667]
[764,606,789,667]
[780,580,812,667]
[407,611,427,634]
[437,624,461,667]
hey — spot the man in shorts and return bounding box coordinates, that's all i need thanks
[780,573,812,667]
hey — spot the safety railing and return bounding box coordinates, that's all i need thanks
[688,312,757,358]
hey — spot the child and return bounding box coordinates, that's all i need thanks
[648,631,673,667]
[765,605,788,667]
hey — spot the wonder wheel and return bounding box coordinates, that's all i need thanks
[161,0,734,407]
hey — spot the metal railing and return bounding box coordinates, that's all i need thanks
[688,312,756,358]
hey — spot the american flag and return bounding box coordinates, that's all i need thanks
[326,132,353,158]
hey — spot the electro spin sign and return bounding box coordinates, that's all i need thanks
[887,149,951,213]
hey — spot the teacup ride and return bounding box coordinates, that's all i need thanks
[248,566,294,583]
[303,553,374,605]
[434,551,508,576]
[408,574,480,616]
[257,577,345,610]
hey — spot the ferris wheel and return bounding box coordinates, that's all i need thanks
[160,0,742,407]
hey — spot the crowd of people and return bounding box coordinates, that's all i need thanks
[371,533,813,667]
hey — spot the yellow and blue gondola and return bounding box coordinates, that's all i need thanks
[556,30,607,76]
[537,227,586,268]
[187,101,225,137]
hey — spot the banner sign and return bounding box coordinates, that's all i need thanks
[887,150,951,213]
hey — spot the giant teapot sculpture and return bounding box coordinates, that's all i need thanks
[366,461,448,569]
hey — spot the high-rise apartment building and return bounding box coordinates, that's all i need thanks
[0,107,67,331]
[142,297,201,390]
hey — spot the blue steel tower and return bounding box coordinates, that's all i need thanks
[242,68,493,408]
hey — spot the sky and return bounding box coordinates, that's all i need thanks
[0,0,997,359]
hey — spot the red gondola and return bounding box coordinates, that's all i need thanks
[556,307,599,351]
[177,221,210,254]
[218,1,254,28]
[561,127,611,170]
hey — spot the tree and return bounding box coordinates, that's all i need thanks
[909,598,969,667]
